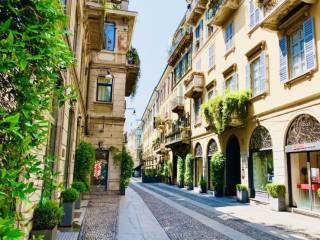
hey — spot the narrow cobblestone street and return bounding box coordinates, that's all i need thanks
[79,180,320,240]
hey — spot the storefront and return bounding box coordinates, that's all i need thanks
[248,126,274,201]
[286,114,320,212]
[194,143,203,187]
[207,139,218,190]
[92,149,109,191]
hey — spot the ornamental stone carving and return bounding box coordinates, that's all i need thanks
[207,139,218,157]
[249,126,272,151]
[195,143,202,158]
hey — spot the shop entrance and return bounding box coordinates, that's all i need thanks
[226,135,241,196]
[92,150,109,191]
[286,114,320,212]
[194,143,203,187]
[207,139,218,190]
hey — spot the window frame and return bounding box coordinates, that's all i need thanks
[96,77,113,103]
[105,22,116,51]
[225,21,234,51]
[249,55,264,97]
[208,43,215,69]
[224,72,237,92]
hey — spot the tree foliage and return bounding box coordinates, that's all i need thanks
[177,156,184,187]
[0,0,73,237]
[118,148,134,189]
[184,154,194,188]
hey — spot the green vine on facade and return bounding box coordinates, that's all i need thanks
[202,91,250,134]
[0,0,74,237]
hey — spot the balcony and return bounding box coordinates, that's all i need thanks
[126,54,140,97]
[260,0,317,30]
[207,0,239,26]
[155,143,167,155]
[186,0,209,25]
[171,96,185,114]
[165,114,191,148]
[85,0,105,9]
[184,72,205,98]
[168,27,193,66]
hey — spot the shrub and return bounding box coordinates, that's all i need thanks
[266,183,286,198]
[236,184,248,192]
[61,188,79,203]
[184,154,194,188]
[199,176,207,193]
[74,141,95,190]
[318,189,320,198]
[33,201,64,230]
[177,156,184,187]
[117,148,134,190]
[210,152,225,190]
[71,181,87,193]
[144,169,158,177]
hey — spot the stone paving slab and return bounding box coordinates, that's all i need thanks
[57,232,79,240]
[130,184,232,240]
[147,183,320,240]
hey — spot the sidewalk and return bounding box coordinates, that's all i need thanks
[117,187,169,240]
[147,183,320,240]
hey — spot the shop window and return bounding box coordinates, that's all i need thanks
[280,17,316,83]
[96,77,113,102]
[225,21,234,51]
[253,151,274,191]
[105,22,116,51]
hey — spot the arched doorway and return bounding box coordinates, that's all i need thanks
[249,126,273,201]
[286,114,320,211]
[194,143,203,187]
[207,139,218,190]
[226,135,241,196]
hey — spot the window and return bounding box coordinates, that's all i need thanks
[224,73,237,92]
[194,97,202,124]
[279,17,316,83]
[208,43,215,69]
[173,48,192,84]
[225,22,234,51]
[194,20,203,51]
[246,52,267,97]
[196,58,202,71]
[207,88,217,101]
[249,1,261,28]
[105,22,116,51]
[97,77,113,102]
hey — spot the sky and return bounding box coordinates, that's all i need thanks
[125,0,187,132]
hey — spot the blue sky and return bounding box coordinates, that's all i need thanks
[125,0,186,131]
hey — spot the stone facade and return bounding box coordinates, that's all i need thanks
[141,0,320,212]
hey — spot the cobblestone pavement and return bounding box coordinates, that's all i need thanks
[81,192,120,240]
[130,184,231,240]
[142,183,319,240]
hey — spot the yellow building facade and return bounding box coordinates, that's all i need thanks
[141,0,320,213]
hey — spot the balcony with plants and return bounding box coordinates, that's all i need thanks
[201,91,250,134]
[105,0,129,11]
[154,116,166,131]
[171,95,185,115]
[184,72,205,98]
[258,0,317,30]
[186,0,209,25]
[85,0,105,9]
[165,114,191,148]
[168,26,193,66]
[207,0,240,26]
[126,47,141,97]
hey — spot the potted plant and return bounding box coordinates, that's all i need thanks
[211,152,225,197]
[32,201,64,240]
[60,188,79,227]
[266,183,286,211]
[71,181,86,209]
[236,184,249,203]
[118,147,134,195]
[177,156,184,188]
[184,154,194,190]
[199,176,207,193]
[126,47,140,65]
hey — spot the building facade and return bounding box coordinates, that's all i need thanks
[141,0,320,213]
[127,125,143,175]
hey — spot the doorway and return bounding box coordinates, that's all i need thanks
[92,150,109,192]
[194,143,203,187]
[226,135,241,196]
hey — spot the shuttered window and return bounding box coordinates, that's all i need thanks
[105,22,116,51]
[279,17,316,83]
[208,43,215,69]
[249,0,261,28]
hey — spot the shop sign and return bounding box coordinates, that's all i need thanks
[285,142,320,153]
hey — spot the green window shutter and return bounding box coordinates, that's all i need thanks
[279,37,289,83]
[303,16,316,71]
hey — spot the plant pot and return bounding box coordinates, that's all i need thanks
[120,187,126,195]
[269,196,286,211]
[60,202,74,227]
[237,190,248,203]
[32,225,58,240]
[75,197,81,209]
[214,188,223,197]
[186,185,193,190]
[177,183,184,188]
[200,188,207,194]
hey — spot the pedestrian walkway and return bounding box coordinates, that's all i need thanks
[117,187,169,240]
[141,182,320,240]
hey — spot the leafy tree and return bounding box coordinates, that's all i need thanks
[0,0,73,237]
[118,148,134,190]
[177,156,184,187]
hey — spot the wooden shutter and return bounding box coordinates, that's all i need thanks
[303,17,316,71]
[279,37,289,83]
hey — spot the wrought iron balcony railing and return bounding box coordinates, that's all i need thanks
[207,0,239,26]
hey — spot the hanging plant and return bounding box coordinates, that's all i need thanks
[202,91,250,134]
